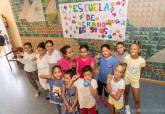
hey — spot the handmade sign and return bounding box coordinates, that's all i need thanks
[59,0,128,41]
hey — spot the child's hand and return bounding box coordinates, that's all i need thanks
[31,57,37,62]
[68,106,73,113]
[106,83,112,93]
[71,75,79,81]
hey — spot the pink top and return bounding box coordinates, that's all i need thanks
[76,56,94,78]
[59,57,76,73]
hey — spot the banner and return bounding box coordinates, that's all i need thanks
[59,0,128,41]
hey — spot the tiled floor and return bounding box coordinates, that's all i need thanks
[0,57,165,114]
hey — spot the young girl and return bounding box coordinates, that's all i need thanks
[36,42,50,97]
[72,65,98,114]
[59,45,76,73]
[49,65,64,114]
[98,44,117,108]
[40,65,64,114]
[76,44,94,78]
[107,64,126,114]
[124,42,146,114]
[62,69,79,114]
[16,42,40,97]
[45,40,61,69]
[114,42,128,64]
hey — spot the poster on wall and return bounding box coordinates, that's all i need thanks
[59,0,128,41]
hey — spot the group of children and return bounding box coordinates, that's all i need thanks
[16,40,146,114]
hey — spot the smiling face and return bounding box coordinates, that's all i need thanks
[101,47,111,58]
[116,44,125,55]
[53,67,62,80]
[37,47,46,56]
[130,44,140,58]
[24,44,32,54]
[45,42,53,53]
[114,65,125,79]
[65,47,74,59]
[80,47,88,59]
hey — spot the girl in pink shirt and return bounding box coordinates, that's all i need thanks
[59,45,76,73]
[76,44,94,78]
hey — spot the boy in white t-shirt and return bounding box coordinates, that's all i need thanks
[72,65,98,114]
[107,64,126,114]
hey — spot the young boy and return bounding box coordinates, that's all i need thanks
[72,65,98,114]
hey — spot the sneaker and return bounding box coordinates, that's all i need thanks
[125,105,131,114]
[46,93,50,100]
[103,99,109,108]
[96,98,101,105]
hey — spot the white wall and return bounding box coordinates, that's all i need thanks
[0,0,22,47]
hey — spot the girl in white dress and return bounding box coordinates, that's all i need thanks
[36,42,50,98]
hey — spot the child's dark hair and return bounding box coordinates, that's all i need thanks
[45,40,54,45]
[80,44,89,51]
[64,68,76,78]
[37,42,45,49]
[132,40,141,49]
[52,65,61,73]
[116,42,125,47]
[60,45,71,55]
[101,44,111,50]
[23,42,32,47]
[82,65,93,73]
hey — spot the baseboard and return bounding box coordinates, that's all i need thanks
[140,78,165,86]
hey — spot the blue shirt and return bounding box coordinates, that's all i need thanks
[98,56,117,84]
[49,79,63,105]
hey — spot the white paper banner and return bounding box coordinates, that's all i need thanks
[59,0,128,41]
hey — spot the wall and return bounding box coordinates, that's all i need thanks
[10,0,165,82]
[0,0,22,47]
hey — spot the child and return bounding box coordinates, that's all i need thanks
[107,64,126,114]
[124,41,146,114]
[45,40,61,69]
[98,44,117,108]
[40,65,64,114]
[36,42,50,98]
[59,45,76,73]
[72,65,98,114]
[114,42,128,64]
[16,42,40,97]
[76,44,94,78]
[62,69,79,114]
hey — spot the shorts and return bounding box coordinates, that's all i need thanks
[108,96,123,110]
[124,76,140,88]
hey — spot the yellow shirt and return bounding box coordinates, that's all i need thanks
[124,55,146,80]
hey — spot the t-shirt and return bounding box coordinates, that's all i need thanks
[47,50,61,64]
[114,52,128,64]
[99,56,117,84]
[124,54,146,80]
[109,77,125,104]
[18,52,37,72]
[49,79,63,105]
[59,57,76,73]
[47,50,61,73]
[74,78,98,109]
[76,56,94,78]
